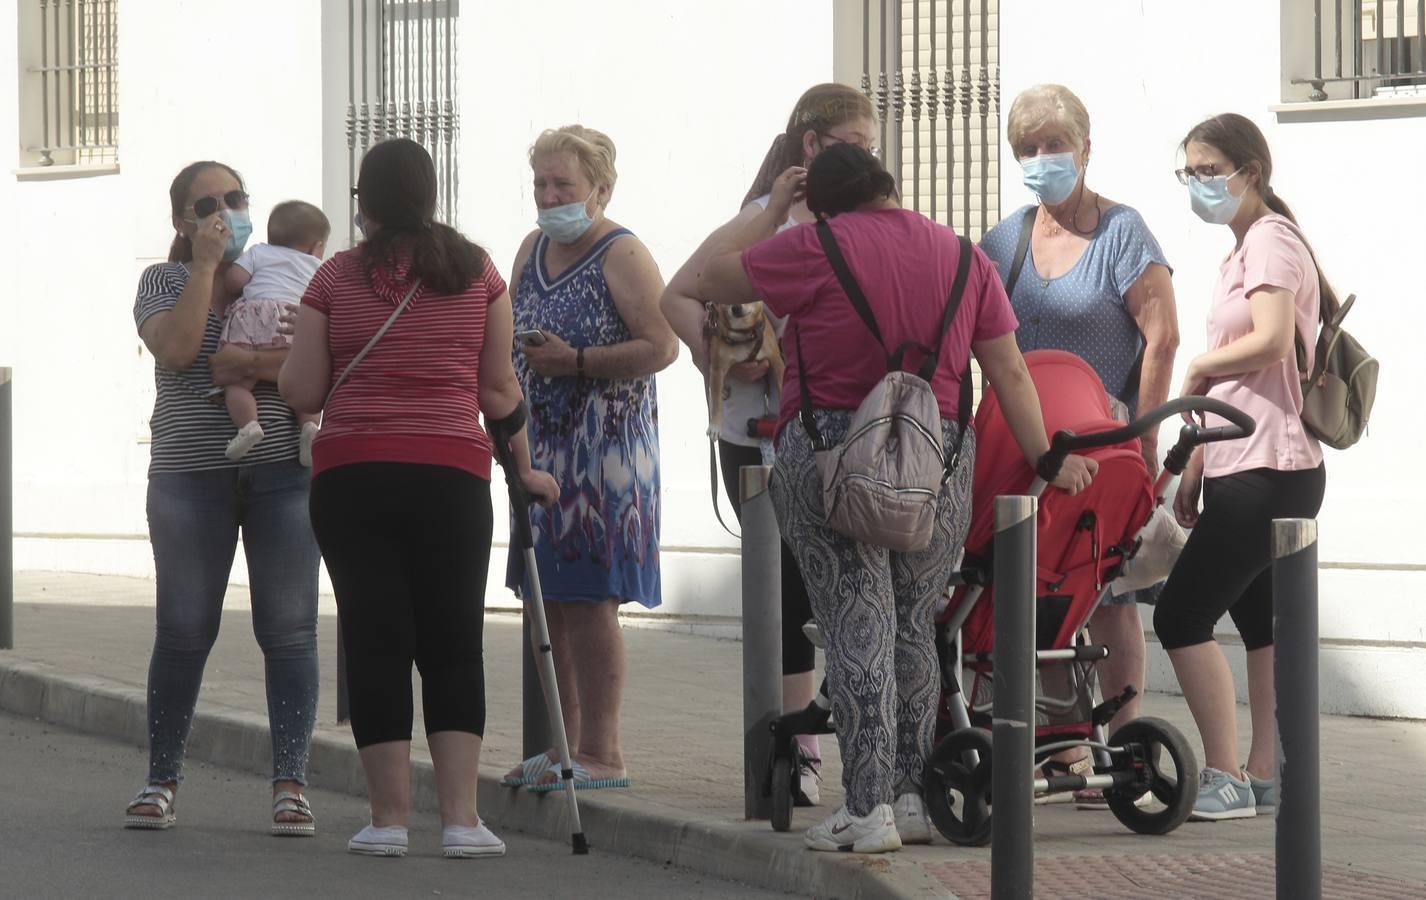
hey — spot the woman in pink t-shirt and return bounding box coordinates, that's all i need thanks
[1155,114,1330,822]
[697,143,1097,854]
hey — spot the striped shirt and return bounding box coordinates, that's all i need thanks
[301,248,504,479]
[134,262,302,474]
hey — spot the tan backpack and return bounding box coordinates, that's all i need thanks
[795,220,973,553]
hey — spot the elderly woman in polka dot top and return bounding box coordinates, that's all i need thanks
[979,83,1180,806]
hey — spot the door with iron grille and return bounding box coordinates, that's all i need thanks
[837,0,1001,241]
[344,0,460,244]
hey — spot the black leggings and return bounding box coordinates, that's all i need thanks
[719,440,816,676]
[310,462,493,748]
[1154,464,1326,652]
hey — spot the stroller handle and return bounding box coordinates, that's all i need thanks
[1037,396,1255,482]
[486,401,536,550]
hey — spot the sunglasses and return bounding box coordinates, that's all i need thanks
[188,190,249,220]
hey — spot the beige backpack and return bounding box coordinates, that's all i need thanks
[796,221,973,553]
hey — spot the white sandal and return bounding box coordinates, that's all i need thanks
[124,785,177,830]
[271,791,316,837]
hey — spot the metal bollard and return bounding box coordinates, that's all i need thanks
[1,367,10,650]
[992,495,1036,900]
[522,603,552,759]
[1274,518,1320,900]
[740,464,782,819]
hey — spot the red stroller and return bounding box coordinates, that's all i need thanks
[925,350,1255,844]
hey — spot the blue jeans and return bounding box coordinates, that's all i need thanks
[145,460,320,784]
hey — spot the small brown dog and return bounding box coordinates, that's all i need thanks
[706,302,786,438]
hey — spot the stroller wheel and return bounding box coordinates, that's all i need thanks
[770,755,795,832]
[925,727,993,847]
[1104,716,1199,835]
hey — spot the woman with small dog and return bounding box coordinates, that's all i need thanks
[697,143,1098,853]
[661,83,878,806]
[501,125,678,793]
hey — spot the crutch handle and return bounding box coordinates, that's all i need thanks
[486,401,536,550]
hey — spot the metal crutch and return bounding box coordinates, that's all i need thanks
[488,403,589,855]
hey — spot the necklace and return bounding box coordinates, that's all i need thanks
[1038,210,1065,237]
[1039,191,1101,238]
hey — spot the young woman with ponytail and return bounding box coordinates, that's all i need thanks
[659,84,878,809]
[1155,113,1330,821]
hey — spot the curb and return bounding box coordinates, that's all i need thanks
[0,657,955,900]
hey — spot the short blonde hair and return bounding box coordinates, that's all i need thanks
[529,125,618,199]
[1006,84,1091,157]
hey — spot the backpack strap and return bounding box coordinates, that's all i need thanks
[1277,220,1340,384]
[814,219,889,357]
[940,236,975,480]
[1001,206,1037,299]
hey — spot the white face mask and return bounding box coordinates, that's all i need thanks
[536,188,599,244]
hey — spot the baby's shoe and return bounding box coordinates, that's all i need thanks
[225,421,265,461]
[299,421,319,467]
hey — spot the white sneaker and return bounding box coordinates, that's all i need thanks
[225,421,265,462]
[803,804,902,853]
[348,824,408,857]
[795,751,822,807]
[442,821,506,858]
[892,793,932,845]
[299,421,319,467]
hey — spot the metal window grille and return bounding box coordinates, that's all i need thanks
[860,0,1000,240]
[346,0,460,242]
[1293,0,1425,100]
[23,0,119,167]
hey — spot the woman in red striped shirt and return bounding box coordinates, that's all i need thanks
[280,139,557,859]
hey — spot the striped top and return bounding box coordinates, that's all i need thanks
[134,262,303,474]
[301,247,505,479]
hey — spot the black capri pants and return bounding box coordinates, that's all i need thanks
[718,440,817,676]
[310,462,493,748]
[1154,464,1326,652]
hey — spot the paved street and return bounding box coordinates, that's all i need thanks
[0,711,789,900]
[4,572,1426,898]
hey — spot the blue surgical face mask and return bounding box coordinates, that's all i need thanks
[1020,152,1080,205]
[353,211,367,239]
[1187,168,1245,225]
[220,208,253,262]
[536,189,598,244]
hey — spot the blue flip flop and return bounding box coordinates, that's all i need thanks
[525,760,631,793]
[501,752,558,787]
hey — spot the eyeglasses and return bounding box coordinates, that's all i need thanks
[187,190,249,220]
[1174,166,1241,186]
[350,185,360,199]
[819,132,882,159]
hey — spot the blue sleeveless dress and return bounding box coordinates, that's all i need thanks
[505,227,662,608]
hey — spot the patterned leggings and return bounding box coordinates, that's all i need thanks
[771,411,975,817]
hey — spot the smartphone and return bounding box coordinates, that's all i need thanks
[515,329,547,347]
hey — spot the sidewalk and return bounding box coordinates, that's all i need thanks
[2,572,1425,899]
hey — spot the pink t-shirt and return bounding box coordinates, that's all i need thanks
[742,207,1018,438]
[1202,214,1324,478]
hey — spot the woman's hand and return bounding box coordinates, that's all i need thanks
[728,359,771,383]
[520,469,561,506]
[766,166,808,222]
[208,345,256,386]
[1174,456,1204,528]
[1050,454,1099,495]
[275,305,299,338]
[522,331,578,378]
[191,213,229,268]
[1178,359,1209,422]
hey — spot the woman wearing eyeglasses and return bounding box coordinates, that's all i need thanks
[126,162,321,836]
[659,83,879,807]
[1155,114,1328,821]
[978,86,1180,807]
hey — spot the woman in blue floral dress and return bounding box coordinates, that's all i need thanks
[503,125,678,791]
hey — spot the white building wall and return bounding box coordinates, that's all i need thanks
[998,0,1426,716]
[6,1,832,617]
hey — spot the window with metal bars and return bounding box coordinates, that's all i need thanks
[17,0,118,169]
[1287,0,1425,102]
